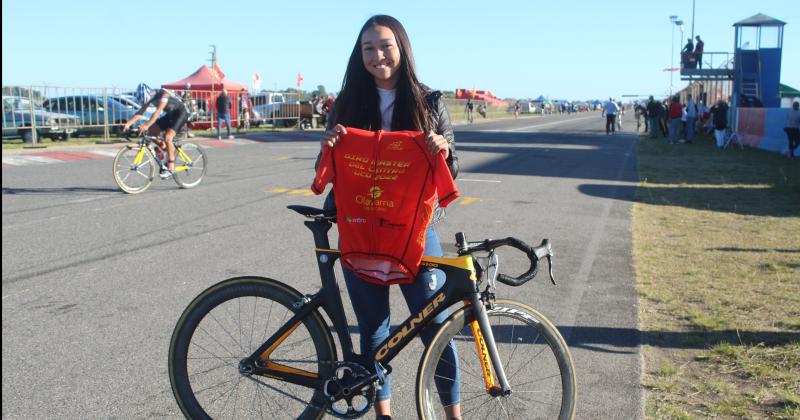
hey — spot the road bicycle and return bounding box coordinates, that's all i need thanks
[113,131,207,194]
[168,205,576,419]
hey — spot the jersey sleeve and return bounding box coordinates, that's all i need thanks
[433,152,459,207]
[311,147,334,195]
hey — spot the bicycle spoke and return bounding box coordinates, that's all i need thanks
[170,279,335,419]
[419,305,573,419]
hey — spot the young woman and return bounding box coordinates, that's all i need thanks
[317,15,461,420]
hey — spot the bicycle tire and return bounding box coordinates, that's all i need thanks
[113,145,155,194]
[169,276,336,419]
[416,299,576,420]
[172,142,207,189]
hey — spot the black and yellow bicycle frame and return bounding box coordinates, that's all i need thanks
[131,143,193,173]
[241,216,513,394]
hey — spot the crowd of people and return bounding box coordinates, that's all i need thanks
[631,95,798,159]
[633,94,731,148]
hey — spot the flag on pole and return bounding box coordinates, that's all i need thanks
[212,63,225,80]
[296,72,303,88]
[253,72,262,90]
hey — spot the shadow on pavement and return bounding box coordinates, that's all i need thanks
[2,186,119,195]
[338,324,799,355]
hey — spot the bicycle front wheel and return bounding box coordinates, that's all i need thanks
[113,145,155,194]
[417,300,576,420]
[172,142,207,189]
[169,277,336,419]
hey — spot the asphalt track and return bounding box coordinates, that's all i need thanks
[2,112,642,419]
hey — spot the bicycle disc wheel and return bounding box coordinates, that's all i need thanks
[416,299,576,420]
[113,145,155,194]
[172,142,207,189]
[169,277,336,419]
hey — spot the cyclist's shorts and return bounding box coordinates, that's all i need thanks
[156,108,189,132]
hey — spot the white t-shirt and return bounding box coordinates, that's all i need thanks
[377,87,396,131]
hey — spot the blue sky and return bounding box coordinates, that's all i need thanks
[2,0,798,101]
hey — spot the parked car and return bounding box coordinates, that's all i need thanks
[42,95,153,136]
[2,96,79,142]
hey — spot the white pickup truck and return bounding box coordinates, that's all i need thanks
[249,92,285,127]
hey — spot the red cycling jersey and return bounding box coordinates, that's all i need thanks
[312,127,459,285]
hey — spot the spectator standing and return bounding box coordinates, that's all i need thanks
[668,95,683,144]
[465,99,474,124]
[646,96,662,138]
[602,97,619,135]
[237,88,249,134]
[659,99,669,137]
[784,101,800,160]
[681,38,695,68]
[215,89,233,140]
[710,99,729,148]
[634,102,647,132]
[514,102,520,118]
[181,83,196,138]
[694,36,704,69]
[685,93,698,143]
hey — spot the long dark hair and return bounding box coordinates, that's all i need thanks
[333,15,429,132]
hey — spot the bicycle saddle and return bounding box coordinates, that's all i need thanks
[287,205,336,218]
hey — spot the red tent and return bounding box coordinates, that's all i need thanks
[162,65,248,129]
[162,65,248,92]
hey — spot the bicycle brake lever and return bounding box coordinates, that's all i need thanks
[546,255,556,285]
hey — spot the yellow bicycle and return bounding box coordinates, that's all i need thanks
[113,132,207,194]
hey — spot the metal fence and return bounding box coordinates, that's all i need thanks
[2,85,302,144]
[442,98,511,121]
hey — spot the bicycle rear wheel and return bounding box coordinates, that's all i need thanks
[113,145,155,194]
[172,142,207,189]
[169,277,336,419]
[416,300,576,420]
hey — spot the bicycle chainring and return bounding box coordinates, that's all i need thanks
[322,361,375,419]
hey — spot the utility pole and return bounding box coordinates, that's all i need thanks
[691,0,696,42]
[670,16,678,95]
[208,45,217,125]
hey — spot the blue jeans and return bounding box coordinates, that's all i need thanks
[648,117,660,138]
[668,118,682,143]
[342,226,461,405]
[217,113,231,138]
[685,116,697,141]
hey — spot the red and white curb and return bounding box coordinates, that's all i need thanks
[2,139,256,168]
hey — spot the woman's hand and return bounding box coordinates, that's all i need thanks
[321,124,347,148]
[426,131,449,157]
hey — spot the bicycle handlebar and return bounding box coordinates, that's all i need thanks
[456,232,556,286]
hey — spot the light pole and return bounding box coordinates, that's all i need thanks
[669,16,683,95]
[670,16,678,94]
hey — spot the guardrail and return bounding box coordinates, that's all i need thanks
[2,85,302,145]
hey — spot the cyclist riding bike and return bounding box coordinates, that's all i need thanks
[123,88,190,178]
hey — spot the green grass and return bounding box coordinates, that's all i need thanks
[634,132,800,419]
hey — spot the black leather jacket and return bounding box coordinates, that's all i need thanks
[318,89,458,223]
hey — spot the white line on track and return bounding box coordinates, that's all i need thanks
[508,115,599,132]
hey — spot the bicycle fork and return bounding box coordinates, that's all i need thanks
[468,292,512,396]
